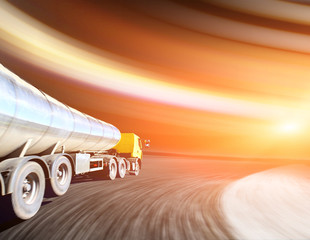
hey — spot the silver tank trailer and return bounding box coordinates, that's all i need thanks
[0,64,121,158]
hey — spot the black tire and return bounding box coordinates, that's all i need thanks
[107,158,117,180]
[49,156,72,196]
[91,158,117,180]
[129,160,140,176]
[11,161,45,220]
[117,159,126,178]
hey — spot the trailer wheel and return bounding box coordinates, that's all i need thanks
[49,156,72,196]
[129,160,140,176]
[107,158,117,180]
[117,159,126,178]
[11,161,45,220]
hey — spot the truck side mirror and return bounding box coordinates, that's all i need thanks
[144,139,150,148]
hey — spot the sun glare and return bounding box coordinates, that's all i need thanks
[278,122,300,134]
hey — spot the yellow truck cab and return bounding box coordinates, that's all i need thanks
[112,133,143,175]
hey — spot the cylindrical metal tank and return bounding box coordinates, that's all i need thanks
[0,64,121,158]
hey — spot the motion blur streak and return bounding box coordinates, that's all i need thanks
[0,2,305,120]
[221,165,310,239]
[2,0,310,157]
[0,156,284,239]
[137,0,310,52]
[204,0,310,24]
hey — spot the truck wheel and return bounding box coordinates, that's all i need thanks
[106,158,117,180]
[117,159,126,178]
[49,156,72,196]
[129,161,140,176]
[11,161,45,220]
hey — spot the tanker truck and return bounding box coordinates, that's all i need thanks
[0,64,143,220]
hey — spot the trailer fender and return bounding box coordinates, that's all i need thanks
[42,153,74,175]
[2,156,49,195]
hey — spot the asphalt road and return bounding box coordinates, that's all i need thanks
[0,155,308,240]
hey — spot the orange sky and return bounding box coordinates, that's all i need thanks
[2,0,310,159]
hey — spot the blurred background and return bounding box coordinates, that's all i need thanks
[1,0,310,159]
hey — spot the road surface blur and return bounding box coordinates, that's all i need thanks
[0,155,309,239]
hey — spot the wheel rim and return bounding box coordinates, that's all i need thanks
[22,172,39,205]
[57,163,68,185]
